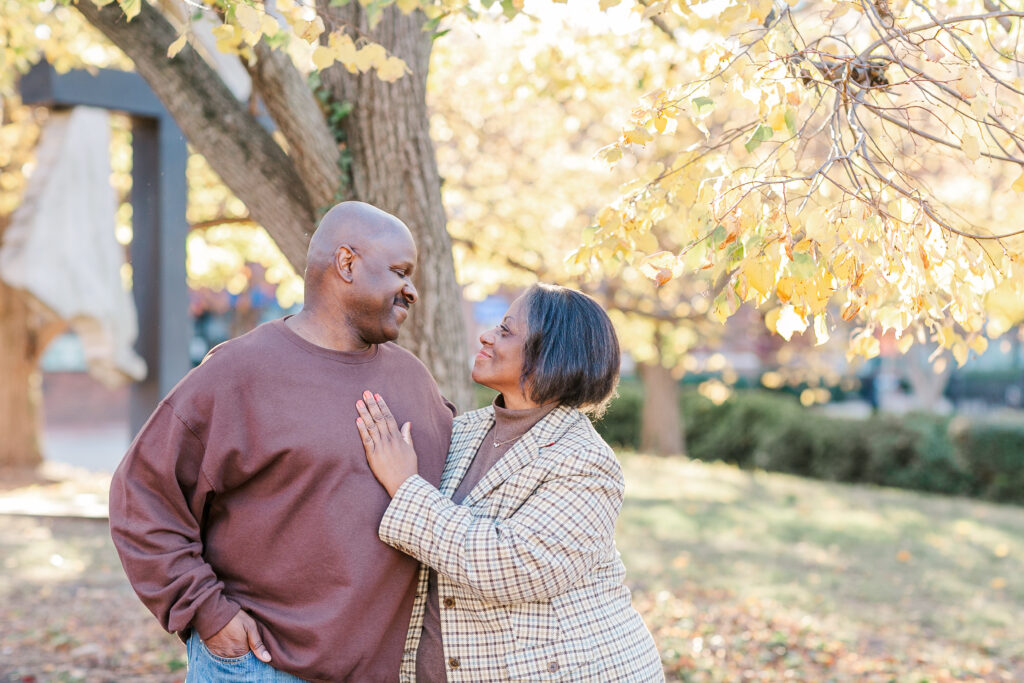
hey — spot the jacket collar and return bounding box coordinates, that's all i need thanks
[440,404,582,504]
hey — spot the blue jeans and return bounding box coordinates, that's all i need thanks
[186,630,308,682]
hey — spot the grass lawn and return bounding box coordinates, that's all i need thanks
[617,454,1024,682]
[1,456,1022,681]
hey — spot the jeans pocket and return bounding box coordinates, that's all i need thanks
[201,640,254,664]
[187,631,258,683]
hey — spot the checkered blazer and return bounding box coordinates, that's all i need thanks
[379,404,664,682]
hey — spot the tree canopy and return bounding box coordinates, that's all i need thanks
[581,0,1024,366]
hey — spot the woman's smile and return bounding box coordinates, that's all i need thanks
[470,294,530,404]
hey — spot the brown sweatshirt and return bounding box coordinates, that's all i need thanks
[109,318,454,682]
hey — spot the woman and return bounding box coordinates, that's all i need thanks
[355,284,663,681]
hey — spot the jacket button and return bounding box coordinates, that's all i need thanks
[443,597,455,608]
[548,661,559,672]
[448,657,460,669]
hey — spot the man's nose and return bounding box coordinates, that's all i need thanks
[403,281,418,305]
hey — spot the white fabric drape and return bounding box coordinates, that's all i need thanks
[0,106,147,385]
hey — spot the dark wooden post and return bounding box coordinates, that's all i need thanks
[128,116,189,431]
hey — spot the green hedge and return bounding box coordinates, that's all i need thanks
[591,379,643,451]
[950,419,1024,503]
[593,387,1024,505]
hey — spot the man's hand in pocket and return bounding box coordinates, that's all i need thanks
[204,610,272,662]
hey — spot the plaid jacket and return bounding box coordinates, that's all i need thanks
[379,404,664,682]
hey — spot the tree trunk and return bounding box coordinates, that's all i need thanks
[899,344,953,413]
[75,0,473,410]
[0,283,42,468]
[0,282,62,469]
[317,4,471,410]
[639,361,685,456]
[247,41,343,213]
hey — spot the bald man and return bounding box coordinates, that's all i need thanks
[109,203,456,681]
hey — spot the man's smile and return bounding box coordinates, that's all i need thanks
[393,298,409,322]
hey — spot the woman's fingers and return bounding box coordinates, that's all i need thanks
[355,415,375,454]
[355,400,383,445]
[355,393,420,497]
[362,391,399,438]
[373,394,402,435]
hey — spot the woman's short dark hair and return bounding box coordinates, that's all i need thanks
[520,284,620,416]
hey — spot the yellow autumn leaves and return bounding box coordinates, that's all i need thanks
[583,0,1024,367]
[158,0,409,83]
[312,34,408,81]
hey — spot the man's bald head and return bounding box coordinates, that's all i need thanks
[288,202,419,350]
[305,202,414,290]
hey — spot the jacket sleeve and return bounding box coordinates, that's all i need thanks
[108,401,239,638]
[378,447,623,604]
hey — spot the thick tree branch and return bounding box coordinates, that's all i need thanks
[248,41,344,213]
[74,0,314,271]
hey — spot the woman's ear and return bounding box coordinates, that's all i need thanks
[335,244,355,283]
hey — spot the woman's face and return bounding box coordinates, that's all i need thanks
[472,294,532,406]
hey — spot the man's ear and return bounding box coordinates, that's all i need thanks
[334,245,355,283]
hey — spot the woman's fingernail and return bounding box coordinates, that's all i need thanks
[374,393,382,401]
[363,390,372,398]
